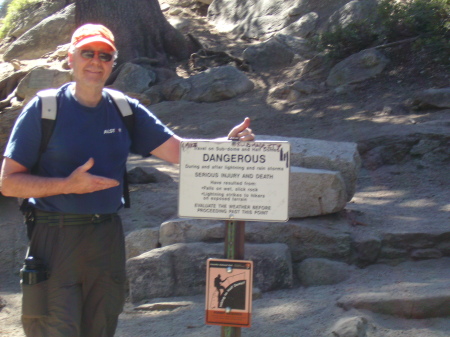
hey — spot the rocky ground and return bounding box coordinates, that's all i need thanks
[1,1,449,336]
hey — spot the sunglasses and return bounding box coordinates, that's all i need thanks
[79,50,114,62]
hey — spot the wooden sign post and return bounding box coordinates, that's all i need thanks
[225,220,245,260]
[222,220,245,337]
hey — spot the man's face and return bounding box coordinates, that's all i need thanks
[68,42,115,89]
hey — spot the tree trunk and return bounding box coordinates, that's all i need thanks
[75,0,197,66]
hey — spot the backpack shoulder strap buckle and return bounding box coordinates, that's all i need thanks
[37,89,58,120]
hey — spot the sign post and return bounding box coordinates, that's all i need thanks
[179,140,290,335]
[222,220,245,337]
[225,220,245,260]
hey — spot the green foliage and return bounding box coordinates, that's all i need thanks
[315,0,449,62]
[377,0,449,40]
[0,0,41,39]
[315,21,379,60]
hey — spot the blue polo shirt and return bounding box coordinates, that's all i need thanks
[4,83,173,214]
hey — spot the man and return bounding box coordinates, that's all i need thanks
[0,24,254,337]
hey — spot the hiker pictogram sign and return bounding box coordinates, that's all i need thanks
[205,259,253,328]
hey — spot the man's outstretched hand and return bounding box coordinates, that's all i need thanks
[66,158,119,194]
[227,117,255,141]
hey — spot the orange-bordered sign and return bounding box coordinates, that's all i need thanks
[205,258,253,328]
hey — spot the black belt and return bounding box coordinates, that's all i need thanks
[34,209,115,226]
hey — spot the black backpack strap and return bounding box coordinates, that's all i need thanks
[104,88,135,208]
[21,89,58,240]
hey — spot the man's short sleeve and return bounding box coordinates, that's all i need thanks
[127,99,174,156]
[3,97,42,170]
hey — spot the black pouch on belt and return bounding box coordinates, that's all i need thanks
[20,199,36,240]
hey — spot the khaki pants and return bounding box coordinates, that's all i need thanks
[22,214,126,337]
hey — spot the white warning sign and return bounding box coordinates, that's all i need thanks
[178,140,290,221]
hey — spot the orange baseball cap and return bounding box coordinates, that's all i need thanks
[71,24,116,51]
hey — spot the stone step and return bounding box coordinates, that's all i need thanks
[338,291,450,319]
[336,258,450,319]
[149,218,450,265]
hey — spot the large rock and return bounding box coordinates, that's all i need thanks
[125,227,160,260]
[273,34,315,59]
[208,0,293,38]
[159,218,224,247]
[0,107,22,155]
[111,63,157,94]
[326,49,390,87]
[324,0,379,33]
[247,243,293,292]
[258,135,361,201]
[126,242,292,302]
[411,87,450,110]
[0,64,28,102]
[358,133,450,170]
[3,4,75,62]
[126,166,173,184]
[6,0,68,39]
[289,167,347,218]
[160,65,254,102]
[0,63,17,99]
[267,79,322,108]
[329,316,369,337]
[243,36,295,70]
[245,220,352,263]
[351,233,382,267]
[15,66,72,104]
[378,231,450,263]
[278,12,319,38]
[296,258,353,286]
[207,0,349,39]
